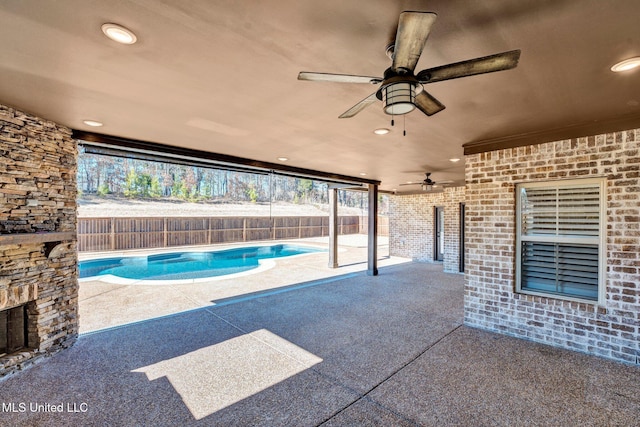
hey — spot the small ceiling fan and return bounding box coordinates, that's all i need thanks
[399,173,448,191]
[298,11,520,119]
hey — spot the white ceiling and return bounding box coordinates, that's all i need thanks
[1,0,639,192]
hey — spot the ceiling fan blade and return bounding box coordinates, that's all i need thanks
[338,92,379,118]
[416,49,521,83]
[298,72,382,84]
[414,91,445,116]
[398,182,420,186]
[391,12,437,74]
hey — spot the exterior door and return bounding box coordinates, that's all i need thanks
[435,206,444,261]
[459,202,465,272]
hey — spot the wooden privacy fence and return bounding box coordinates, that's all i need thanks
[77,215,387,252]
[360,215,389,236]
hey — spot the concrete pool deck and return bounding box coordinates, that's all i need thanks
[77,236,400,334]
[1,238,638,426]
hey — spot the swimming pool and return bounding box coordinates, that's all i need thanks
[79,244,324,281]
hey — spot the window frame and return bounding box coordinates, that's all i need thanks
[515,177,607,305]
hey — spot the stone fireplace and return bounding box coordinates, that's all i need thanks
[0,104,78,377]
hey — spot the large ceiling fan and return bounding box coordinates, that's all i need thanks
[399,172,448,191]
[298,11,521,119]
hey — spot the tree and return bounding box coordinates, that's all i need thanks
[124,169,139,197]
[296,179,313,204]
[246,185,258,203]
[150,176,162,198]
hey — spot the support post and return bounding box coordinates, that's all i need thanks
[367,183,378,276]
[328,186,339,268]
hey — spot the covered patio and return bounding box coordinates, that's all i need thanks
[1,262,638,426]
[1,2,639,422]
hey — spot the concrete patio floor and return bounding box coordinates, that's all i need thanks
[1,241,639,426]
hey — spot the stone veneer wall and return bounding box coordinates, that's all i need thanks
[0,104,78,377]
[464,130,639,365]
[389,186,465,273]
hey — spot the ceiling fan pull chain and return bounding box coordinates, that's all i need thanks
[403,115,406,136]
[391,112,395,127]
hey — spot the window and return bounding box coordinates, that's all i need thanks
[0,305,27,357]
[516,178,605,303]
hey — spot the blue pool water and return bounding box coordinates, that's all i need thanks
[79,244,324,280]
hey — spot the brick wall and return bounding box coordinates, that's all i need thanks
[0,104,78,377]
[389,186,465,273]
[464,130,639,365]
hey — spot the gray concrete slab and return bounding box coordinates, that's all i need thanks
[1,259,638,426]
[322,398,417,427]
[210,265,463,396]
[366,326,640,426]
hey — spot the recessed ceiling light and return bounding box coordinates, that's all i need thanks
[359,172,367,176]
[373,128,390,135]
[277,157,288,161]
[611,57,640,72]
[449,158,461,162]
[83,120,103,127]
[101,23,137,45]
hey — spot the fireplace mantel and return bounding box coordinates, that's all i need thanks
[0,232,76,245]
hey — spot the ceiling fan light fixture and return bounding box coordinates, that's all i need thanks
[374,128,390,135]
[611,57,640,72]
[101,23,137,45]
[383,82,416,115]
